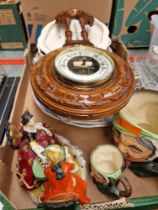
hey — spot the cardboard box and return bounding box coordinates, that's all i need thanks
[1,43,158,209]
[111,0,158,48]
[0,0,19,3]
[20,0,113,44]
[0,3,27,50]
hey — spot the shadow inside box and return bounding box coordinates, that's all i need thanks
[0,76,20,143]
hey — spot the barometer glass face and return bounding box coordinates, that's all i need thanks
[68,56,100,75]
[55,46,114,84]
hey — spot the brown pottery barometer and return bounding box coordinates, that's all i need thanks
[31,9,135,121]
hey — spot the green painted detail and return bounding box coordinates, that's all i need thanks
[117,112,158,140]
[96,182,120,196]
[113,114,136,137]
[32,159,46,180]
[109,169,122,180]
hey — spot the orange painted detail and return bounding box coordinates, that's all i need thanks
[116,115,141,137]
[40,162,90,204]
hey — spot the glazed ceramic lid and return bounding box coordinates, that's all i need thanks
[31,9,135,120]
[37,18,111,55]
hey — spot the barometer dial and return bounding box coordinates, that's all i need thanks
[55,46,114,85]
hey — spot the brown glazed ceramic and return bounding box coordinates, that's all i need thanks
[55,8,94,46]
[31,9,135,120]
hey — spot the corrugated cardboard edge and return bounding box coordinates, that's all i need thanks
[2,53,30,148]
[20,0,113,43]
[0,46,30,168]
[0,49,30,202]
[0,49,34,209]
[0,160,12,196]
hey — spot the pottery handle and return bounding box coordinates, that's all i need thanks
[118,176,132,197]
[55,9,94,46]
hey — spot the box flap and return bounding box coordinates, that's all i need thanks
[0,145,14,167]
[0,160,12,196]
[20,0,113,43]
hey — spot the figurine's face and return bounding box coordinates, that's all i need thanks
[114,131,154,162]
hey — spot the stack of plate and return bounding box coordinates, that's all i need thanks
[31,11,135,127]
[33,92,112,127]
[37,18,111,56]
[31,46,135,127]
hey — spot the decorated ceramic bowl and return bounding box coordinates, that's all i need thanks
[113,90,158,176]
